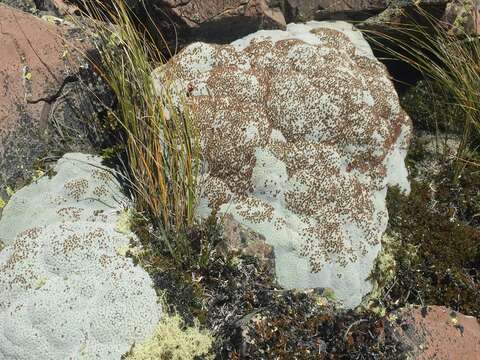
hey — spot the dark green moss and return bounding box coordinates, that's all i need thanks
[385,167,480,316]
[231,289,405,360]
[401,80,463,133]
[128,214,213,325]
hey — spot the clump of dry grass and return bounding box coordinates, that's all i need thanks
[81,0,200,263]
[365,5,480,176]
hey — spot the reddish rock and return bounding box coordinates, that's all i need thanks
[218,215,275,268]
[1,4,69,130]
[0,4,107,189]
[385,305,480,360]
[0,4,75,184]
[133,0,285,52]
[161,0,285,31]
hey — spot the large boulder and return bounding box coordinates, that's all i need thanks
[154,21,411,308]
[385,306,480,359]
[0,4,109,192]
[0,153,161,360]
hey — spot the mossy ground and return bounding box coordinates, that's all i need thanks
[130,216,407,359]
[376,80,480,318]
[382,144,480,317]
[124,125,480,359]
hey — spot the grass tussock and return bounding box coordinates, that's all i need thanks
[81,0,200,264]
[366,5,480,176]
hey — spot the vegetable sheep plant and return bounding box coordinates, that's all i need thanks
[365,4,480,177]
[81,0,201,265]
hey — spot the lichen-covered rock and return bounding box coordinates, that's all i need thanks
[154,21,411,308]
[359,1,451,35]
[0,153,161,360]
[444,0,480,35]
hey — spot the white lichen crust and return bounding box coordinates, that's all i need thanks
[0,153,161,360]
[155,21,411,308]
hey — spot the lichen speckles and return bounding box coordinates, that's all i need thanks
[155,21,411,308]
[64,178,89,201]
[0,154,161,360]
[57,207,83,222]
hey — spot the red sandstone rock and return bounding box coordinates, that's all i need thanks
[0,4,99,188]
[0,4,70,145]
[386,305,480,360]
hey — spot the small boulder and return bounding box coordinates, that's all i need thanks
[0,153,161,360]
[444,0,480,35]
[218,214,275,268]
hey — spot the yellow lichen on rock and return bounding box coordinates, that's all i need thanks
[125,314,213,360]
[115,209,133,235]
[359,233,399,316]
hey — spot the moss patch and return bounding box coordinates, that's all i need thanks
[235,290,404,359]
[401,80,463,133]
[384,171,480,317]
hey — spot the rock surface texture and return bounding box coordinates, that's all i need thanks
[0,0,78,15]
[0,4,108,190]
[385,306,480,360]
[361,0,451,30]
[283,0,388,22]
[444,0,480,35]
[160,0,286,33]
[0,153,161,360]
[127,0,286,51]
[155,21,412,308]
